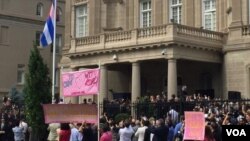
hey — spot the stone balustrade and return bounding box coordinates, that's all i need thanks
[72,23,225,53]
[242,25,250,36]
[176,24,224,41]
[105,31,132,42]
[137,24,168,38]
[76,35,100,46]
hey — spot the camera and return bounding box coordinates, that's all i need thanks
[161,49,167,55]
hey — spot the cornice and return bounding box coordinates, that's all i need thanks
[65,41,222,59]
[223,42,250,53]
[0,11,64,28]
[103,0,123,4]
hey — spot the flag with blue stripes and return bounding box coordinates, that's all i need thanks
[40,0,55,47]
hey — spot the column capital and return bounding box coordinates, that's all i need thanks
[168,58,177,62]
[70,67,78,71]
[131,61,140,66]
[100,64,108,69]
[130,60,141,64]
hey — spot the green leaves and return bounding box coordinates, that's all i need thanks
[23,45,52,141]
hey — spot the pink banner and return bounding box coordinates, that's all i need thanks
[184,112,205,141]
[62,68,100,97]
[43,104,97,123]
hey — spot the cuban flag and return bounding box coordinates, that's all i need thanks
[40,0,56,47]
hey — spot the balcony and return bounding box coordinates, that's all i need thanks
[69,23,225,55]
[242,25,250,36]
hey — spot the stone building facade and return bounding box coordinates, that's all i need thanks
[60,0,250,104]
[0,0,65,99]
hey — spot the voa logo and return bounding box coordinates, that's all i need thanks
[226,129,246,136]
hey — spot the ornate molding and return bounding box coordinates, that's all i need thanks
[103,0,123,4]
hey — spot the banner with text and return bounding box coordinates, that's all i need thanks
[43,104,98,123]
[184,112,205,141]
[62,68,100,97]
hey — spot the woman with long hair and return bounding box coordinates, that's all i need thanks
[203,125,215,141]
[57,123,71,141]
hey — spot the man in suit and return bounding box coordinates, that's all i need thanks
[150,119,169,141]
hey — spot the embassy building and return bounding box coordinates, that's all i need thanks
[0,0,65,101]
[60,0,250,103]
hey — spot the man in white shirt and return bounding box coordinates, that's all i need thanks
[119,120,134,141]
[19,119,28,141]
[13,120,24,141]
[70,123,81,141]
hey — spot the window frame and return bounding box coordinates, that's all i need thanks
[35,31,42,47]
[75,4,88,38]
[17,64,25,85]
[57,7,63,22]
[0,25,9,45]
[36,3,43,17]
[169,0,182,24]
[56,34,62,54]
[140,0,152,28]
[202,0,216,31]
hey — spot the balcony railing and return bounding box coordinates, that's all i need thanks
[105,30,132,42]
[76,35,100,46]
[137,24,168,38]
[72,24,224,53]
[242,25,250,36]
[176,24,224,41]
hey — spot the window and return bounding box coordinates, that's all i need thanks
[76,5,88,38]
[140,0,151,27]
[36,3,43,16]
[0,26,9,44]
[35,32,42,46]
[203,0,216,30]
[169,0,182,24]
[56,34,62,53]
[55,69,59,87]
[17,64,25,84]
[57,7,62,22]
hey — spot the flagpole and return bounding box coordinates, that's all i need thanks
[52,0,57,104]
[98,60,100,141]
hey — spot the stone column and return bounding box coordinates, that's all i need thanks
[132,62,141,102]
[128,0,134,29]
[131,62,141,118]
[134,0,140,28]
[70,68,79,104]
[230,0,242,26]
[167,59,177,100]
[100,65,108,103]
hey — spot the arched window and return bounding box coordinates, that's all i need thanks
[57,7,63,22]
[36,3,43,16]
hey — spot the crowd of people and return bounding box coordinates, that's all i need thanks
[1,92,250,141]
[100,100,250,141]
[0,97,28,141]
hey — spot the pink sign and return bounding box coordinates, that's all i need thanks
[62,68,100,97]
[43,104,97,123]
[184,112,205,141]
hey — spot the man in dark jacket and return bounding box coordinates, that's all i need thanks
[151,119,169,141]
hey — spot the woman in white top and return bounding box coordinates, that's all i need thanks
[135,120,149,141]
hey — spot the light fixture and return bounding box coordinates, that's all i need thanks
[113,54,118,60]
